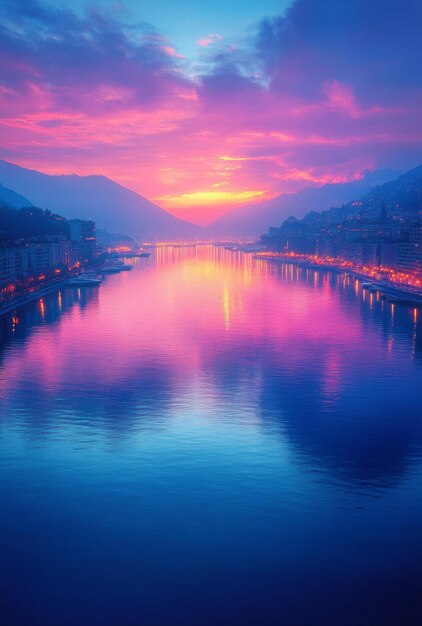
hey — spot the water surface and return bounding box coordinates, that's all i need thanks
[0,246,421,625]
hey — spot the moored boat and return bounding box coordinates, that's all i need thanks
[101,261,132,273]
[67,275,102,287]
[373,282,422,305]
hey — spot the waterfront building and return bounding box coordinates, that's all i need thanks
[69,219,97,264]
[1,237,74,289]
[260,205,422,274]
[28,238,72,273]
[1,216,98,308]
[397,224,422,274]
[0,244,31,286]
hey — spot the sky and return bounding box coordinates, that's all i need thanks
[56,0,290,60]
[0,0,421,224]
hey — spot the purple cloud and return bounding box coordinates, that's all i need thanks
[0,0,421,223]
[256,0,422,104]
[0,0,193,115]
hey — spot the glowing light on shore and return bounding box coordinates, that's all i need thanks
[254,251,422,291]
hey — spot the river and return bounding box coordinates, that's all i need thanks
[0,245,421,625]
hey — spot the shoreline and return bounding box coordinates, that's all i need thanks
[0,277,71,318]
[253,253,422,306]
[0,257,107,319]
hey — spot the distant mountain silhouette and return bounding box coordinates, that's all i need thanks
[361,165,422,210]
[0,160,200,240]
[0,183,33,209]
[96,228,135,247]
[207,170,399,237]
[260,165,422,237]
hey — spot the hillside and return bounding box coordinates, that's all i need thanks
[362,165,422,213]
[207,170,399,237]
[304,165,422,227]
[0,205,69,242]
[261,165,422,240]
[0,183,33,209]
[0,160,200,240]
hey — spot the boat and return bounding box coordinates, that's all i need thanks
[101,264,124,273]
[372,282,422,305]
[67,275,102,287]
[384,292,422,305]
[101,261,132,273]
[101,266,123,273]
[116,251,149,258]
[114,261,132,271]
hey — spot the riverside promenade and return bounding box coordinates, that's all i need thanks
[253,252,422,305]
[0,276,71,317]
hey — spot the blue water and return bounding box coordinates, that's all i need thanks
[0,246,421,625]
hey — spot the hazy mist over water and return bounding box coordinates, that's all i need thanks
[0,246,421,625]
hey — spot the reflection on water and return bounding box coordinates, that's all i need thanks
[0,246,421,626]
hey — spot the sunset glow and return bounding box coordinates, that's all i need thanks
[0,0,421,224]
[1,2,422,623]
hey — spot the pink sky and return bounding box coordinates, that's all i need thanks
[0,0,421,225]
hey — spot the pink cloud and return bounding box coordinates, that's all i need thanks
[0,0,421,225]
[161,45,184,59]
[196,34,223,47]
[324,81,361,117]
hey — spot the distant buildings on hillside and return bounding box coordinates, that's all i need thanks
[261,206,422,276]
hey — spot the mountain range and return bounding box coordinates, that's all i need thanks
[0,160,199,240]
[361,164,422,210]
[0,183,33,210]
[206,170,399,237]
[278,165,422,231]
[1,159,420,240]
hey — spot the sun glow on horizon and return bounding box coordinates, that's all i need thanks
[157,189,268,209]
[0,0,420,224]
